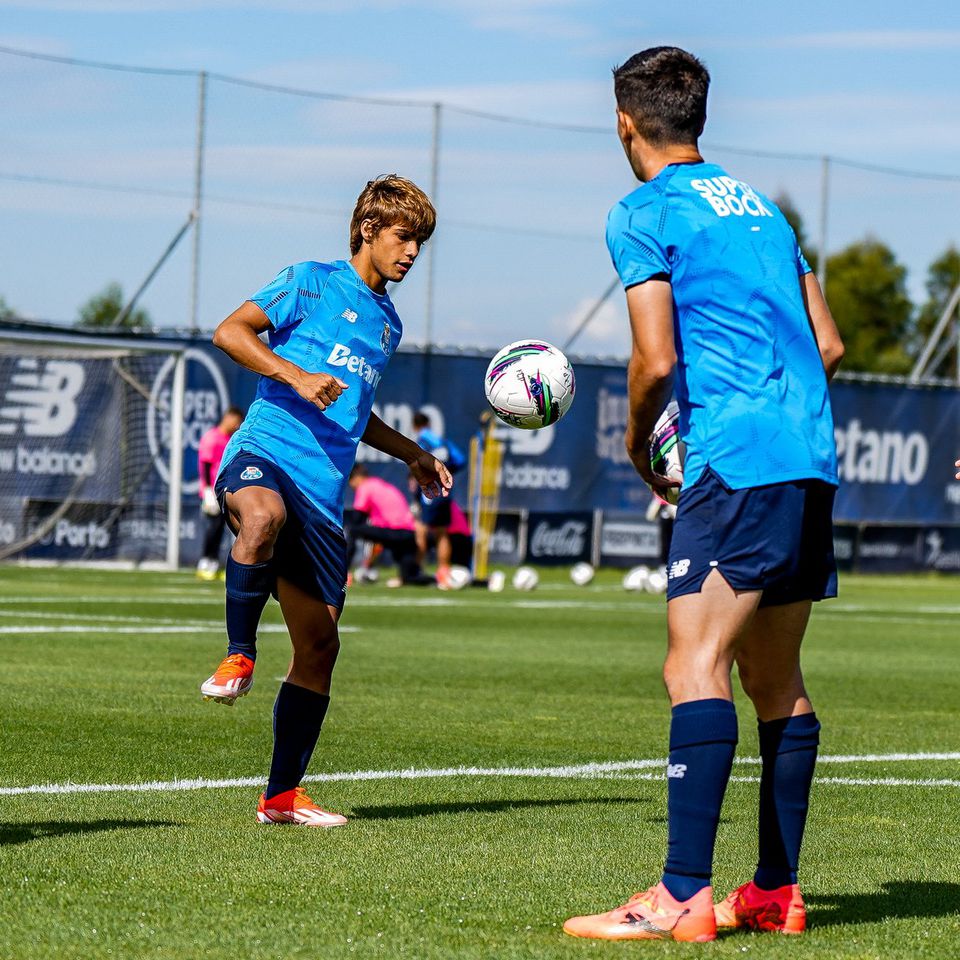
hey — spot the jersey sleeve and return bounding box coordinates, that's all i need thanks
[606,201,671,288]
[249,264,308,331]
[796,239,812,277]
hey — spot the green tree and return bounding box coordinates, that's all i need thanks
[824,237,913,374]
[912,245,960,373]
[0,297,19,322]
[76,282,151,331]
[773,192,818,275]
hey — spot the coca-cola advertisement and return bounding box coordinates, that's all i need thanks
[524,511,593,566]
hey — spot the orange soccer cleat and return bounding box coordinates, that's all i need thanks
[200,653,255,705]
[563,882,717,942]
[256,788,348,827]
[714,880,806,934]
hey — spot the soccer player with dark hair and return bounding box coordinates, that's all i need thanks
[563,48,844,942]
[411,410,466,588]
[199,174,451,827]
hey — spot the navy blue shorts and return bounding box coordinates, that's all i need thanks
[419,496,451,528]
[216,451,348,609]
[666,468,838,607]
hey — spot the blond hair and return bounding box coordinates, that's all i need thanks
[349,174,436,255]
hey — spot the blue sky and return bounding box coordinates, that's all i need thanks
[2,0,959,356]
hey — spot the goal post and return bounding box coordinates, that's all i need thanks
[0,327,188,569]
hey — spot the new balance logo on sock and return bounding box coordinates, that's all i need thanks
[667,763,688,779]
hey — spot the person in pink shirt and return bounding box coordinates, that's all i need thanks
[346,464,421,585]
[196,406,244,579]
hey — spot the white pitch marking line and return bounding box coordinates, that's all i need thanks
[0,624,358,635]
[2,752,959,797]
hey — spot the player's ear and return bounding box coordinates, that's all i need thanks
[360,218,377,244]
[616,109,634,145]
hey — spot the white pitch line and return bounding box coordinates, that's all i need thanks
[601,772,960,788]
[6,592,960,620]
[1,624,357,635]
[2,752,959,798]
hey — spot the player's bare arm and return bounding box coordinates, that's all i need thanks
[800,273,845,380]
[623,279,677,489]
[212,301,348,411]
[361,412,453,500]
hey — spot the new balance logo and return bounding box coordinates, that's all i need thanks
[668,559,690,580]
[341,309,358,323]
[0,359,85,437]
[666,763,687,779]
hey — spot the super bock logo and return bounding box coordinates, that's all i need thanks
[147,349,230,494]
[380,322,391,356]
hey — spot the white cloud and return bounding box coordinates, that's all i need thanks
[554,292,629,359]
[768,29,960,50]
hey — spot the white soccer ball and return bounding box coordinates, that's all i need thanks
[512,566,539,591]
[487,570,506,593]
[623,565,650,591]
[645,570,668,594]
[446,565,472,591]
[484,340,575,430]
[647,401,685,506]
[570,562,595,586]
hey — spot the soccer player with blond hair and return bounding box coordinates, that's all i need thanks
[564,48,844,941]
[200,175,451,826]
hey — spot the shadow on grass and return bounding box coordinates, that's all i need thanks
[350,796,649,821]
[809,882,960,926]
[0,819,177,847]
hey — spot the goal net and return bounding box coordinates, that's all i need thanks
[0,329,187,568]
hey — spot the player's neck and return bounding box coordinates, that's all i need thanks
[633,144,703,183]
[349,252,388,296]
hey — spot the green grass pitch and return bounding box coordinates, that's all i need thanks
[1,565,959,959]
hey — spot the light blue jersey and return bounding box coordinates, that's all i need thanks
[607,161,838,490]
[220,260,401,528]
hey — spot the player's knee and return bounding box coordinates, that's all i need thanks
[297,631,340,676]
[239,508,284,549]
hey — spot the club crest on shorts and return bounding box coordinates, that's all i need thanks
[240,466,264,481]
[380,321,391,355]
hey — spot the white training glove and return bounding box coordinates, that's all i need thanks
[201,486,221,517]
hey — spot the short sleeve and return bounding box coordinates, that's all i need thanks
[796,240,812,277]
[249,264,306,331]
[606,201,671,289]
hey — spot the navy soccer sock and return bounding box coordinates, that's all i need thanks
[224,555,272,662]
[265,682,331,800]
[754,712,820,891]
[661,698,739,902]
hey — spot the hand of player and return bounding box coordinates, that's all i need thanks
[626,432,679,499]
[409,450,453,500]
[201,486,221,517]
[293,371,348,411]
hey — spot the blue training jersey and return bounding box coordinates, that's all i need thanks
[220,260,401,528]
[606,161,838,490]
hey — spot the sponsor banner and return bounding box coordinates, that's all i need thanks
[524,511,593,565]
[855,525,924,573]
[486,512,522,566]
[22,499,118,561]
[832,523,858,572]
[21,498,199,563]
[6,335,960,542]
[830,381,960,525]
[599,516,662,567]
